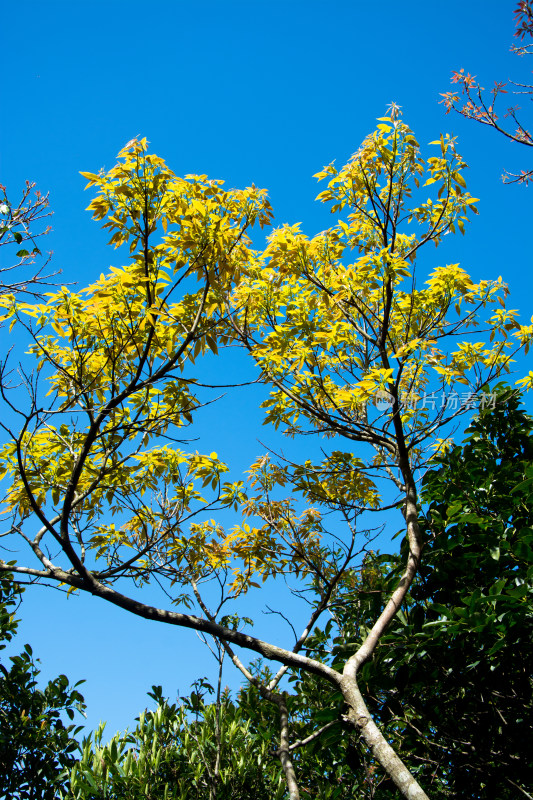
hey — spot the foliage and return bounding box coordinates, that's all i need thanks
[64,673,366,800]
[0,117,531,799]
[0,138,273,596]
[232,112,528,445]
[62,684,284,800]
[0,574,86,799]
[441,1,533,184]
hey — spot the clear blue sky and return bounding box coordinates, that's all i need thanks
[1,0,531,736]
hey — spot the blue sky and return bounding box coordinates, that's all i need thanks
[1,0,532,736]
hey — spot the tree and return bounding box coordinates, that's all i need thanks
[441,1,533,184]
[0,118,530,799]
[0,573,86,799]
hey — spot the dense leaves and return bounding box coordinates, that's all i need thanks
[0,575,86,799]
[62,684,283,800]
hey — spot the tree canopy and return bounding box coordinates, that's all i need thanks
[0,113,531,800]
